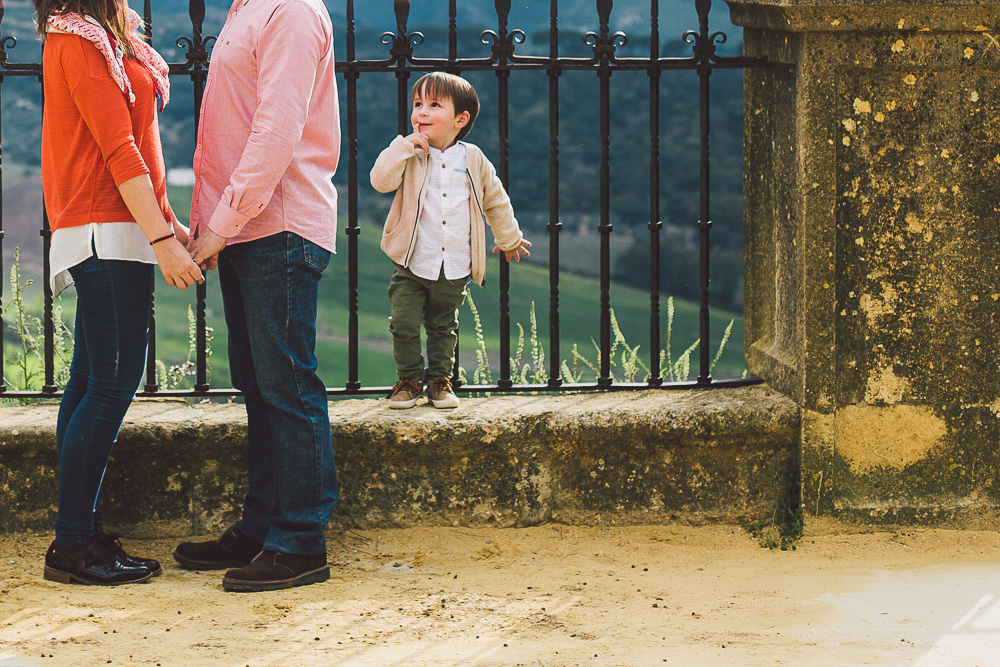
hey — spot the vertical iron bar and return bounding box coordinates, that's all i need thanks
[695,0,713,385]
[494,0,513,389]
[447,0,458,73]
[190,0,210,392]
[547,0,562,388]
[394,0,411,136]
[41,220,55,391]
[448,0,460,384]
[345,0,361,390]
[143,0,158,392]
[647,0,662,386]
[40,66,56,393]
[0,4,6,394]
[596,0,613,387]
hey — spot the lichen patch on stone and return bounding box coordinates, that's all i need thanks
[835,405,946,473]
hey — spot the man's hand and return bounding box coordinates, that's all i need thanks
[153,238,204,290]
[492,238,532,263]
[187,228,227,271]
[404,131,430,153]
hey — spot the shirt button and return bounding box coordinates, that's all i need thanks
[442,193,447,197]
[441,247,445,251]
[442,220,447,224]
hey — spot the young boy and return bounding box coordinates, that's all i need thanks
[371,72,531,409]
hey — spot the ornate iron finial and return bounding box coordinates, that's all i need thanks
[650,0,659,53]
[448,0,457,64]
[696,0,710,31]
[394,0,409,38]
[585,0,627,65]
[597,0,612,31]
[550,0,558,60]
[143,0,151,42]
[496,0,511,33]
[346,0,355,61]
[176,0,215,73]
[684,0,728,64]
[189,0,204,31]
[481,0,524,62]
[381,0,423,65]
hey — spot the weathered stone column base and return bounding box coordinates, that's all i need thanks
[731,0,1000,524]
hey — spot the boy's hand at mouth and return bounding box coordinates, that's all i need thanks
[405,131,430,153]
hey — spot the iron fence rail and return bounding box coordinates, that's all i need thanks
[0,0,766,398]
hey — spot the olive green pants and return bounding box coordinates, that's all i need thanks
[388,263,468,381]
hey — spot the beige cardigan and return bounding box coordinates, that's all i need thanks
[370,136,524,286]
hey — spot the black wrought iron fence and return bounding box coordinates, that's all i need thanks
[0,0,767,399]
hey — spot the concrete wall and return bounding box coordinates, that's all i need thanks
[730,0,1000,525]
[0,389,799,536]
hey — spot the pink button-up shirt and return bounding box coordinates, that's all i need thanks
[190,0,340,252]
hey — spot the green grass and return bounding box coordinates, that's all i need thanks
[4,214,745,392]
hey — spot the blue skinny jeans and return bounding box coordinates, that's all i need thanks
[55,255,152,546]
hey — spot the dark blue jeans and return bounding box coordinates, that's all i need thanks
[218,232,338,557]
[55,256,152,546]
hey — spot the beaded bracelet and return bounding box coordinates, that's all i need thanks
[149,233,175,246]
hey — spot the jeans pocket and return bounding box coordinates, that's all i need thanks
[302,239,331,272]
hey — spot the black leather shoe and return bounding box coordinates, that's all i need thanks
[173,523,263,570]
[223,551,329,592]
[97,532,162,577]
[43,539,153,586]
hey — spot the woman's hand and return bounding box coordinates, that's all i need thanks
[153,238,204,289]
[172,222,191,245]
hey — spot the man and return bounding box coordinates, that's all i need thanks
[174,0,340,592]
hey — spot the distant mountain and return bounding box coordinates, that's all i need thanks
[0,1,734,56]
[148,0,729,37]
[327,0,723,33]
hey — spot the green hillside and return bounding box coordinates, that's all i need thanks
[4,198,744,393]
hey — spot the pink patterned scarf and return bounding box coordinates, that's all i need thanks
[47,9,170,110]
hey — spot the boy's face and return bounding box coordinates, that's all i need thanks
[411,87,470,151]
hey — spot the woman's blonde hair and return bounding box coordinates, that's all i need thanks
[34,0,137,56]
[412,72,480,141]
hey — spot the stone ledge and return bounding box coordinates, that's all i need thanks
[0,386,801,537]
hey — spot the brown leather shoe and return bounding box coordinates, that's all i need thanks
[173,523,263,571]
[222,550,330,592]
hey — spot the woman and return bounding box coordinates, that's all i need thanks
[33,0,203,585]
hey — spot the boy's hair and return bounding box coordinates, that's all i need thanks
[34,0,137,57]
[412,72,479,141]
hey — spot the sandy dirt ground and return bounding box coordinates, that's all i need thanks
[2,523,1000,666]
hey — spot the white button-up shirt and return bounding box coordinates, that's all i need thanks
[408,143,472,281]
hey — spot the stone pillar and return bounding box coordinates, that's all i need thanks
[728,0,1000,525]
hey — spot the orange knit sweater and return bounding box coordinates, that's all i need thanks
[40,33,171,231]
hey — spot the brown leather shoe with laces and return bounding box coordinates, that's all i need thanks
[427,376,460,408]
[173,523,263,571]
[388,377,423,409]
[223,550,330,592]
